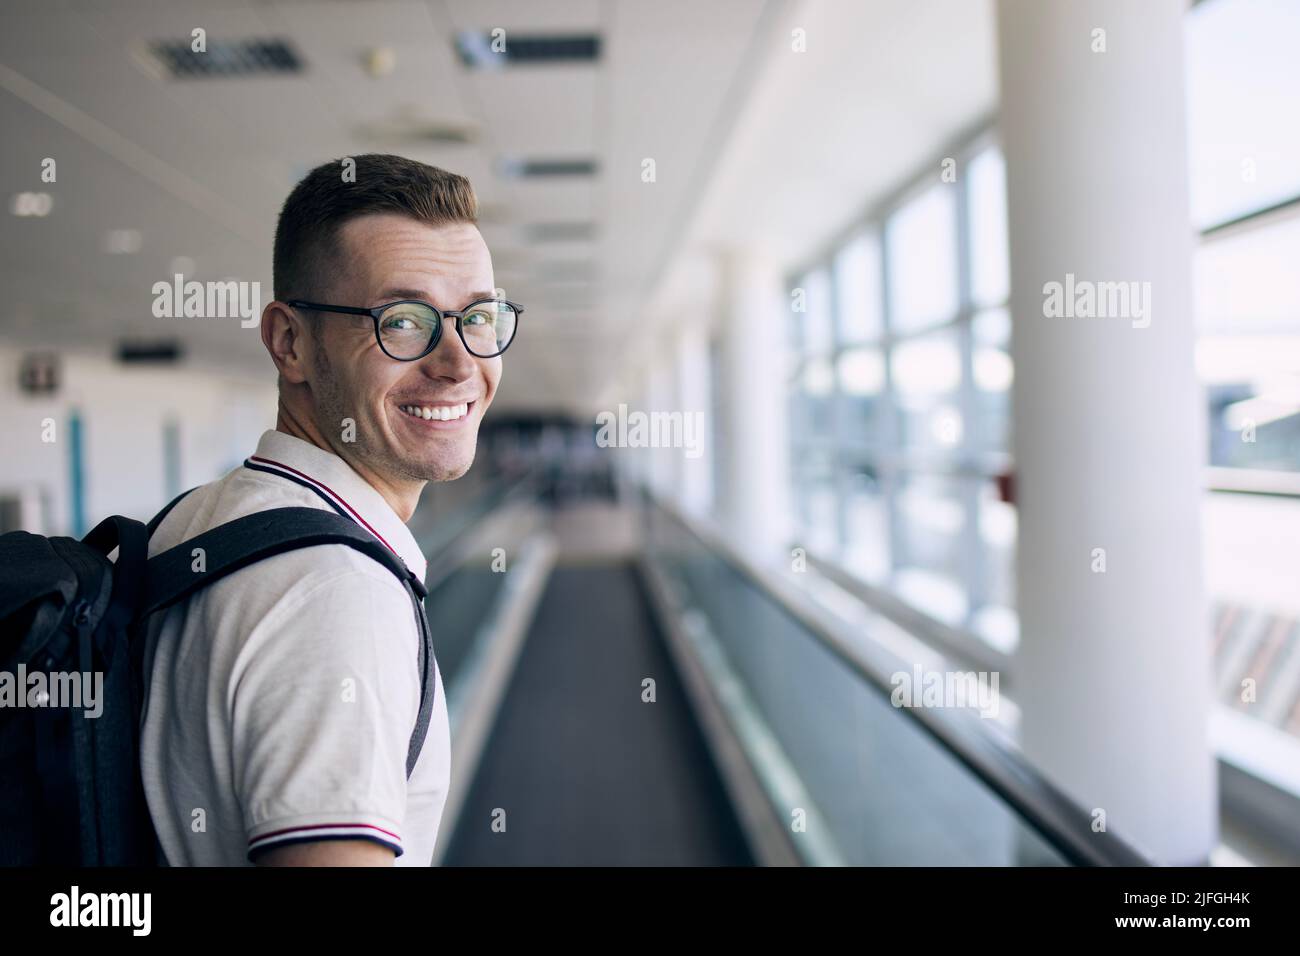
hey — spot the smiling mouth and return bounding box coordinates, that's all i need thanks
[398,401,474,422]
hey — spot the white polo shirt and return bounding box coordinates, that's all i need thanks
[139,429,451,866]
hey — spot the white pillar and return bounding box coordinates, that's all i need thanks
[714,248,791,563]
[646,356,678,498]
[616,366,649,492]
[997,0,1215,864]
[631,366,654,490]
[677,322,714,517]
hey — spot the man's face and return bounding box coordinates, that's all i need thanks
[306,213,501,483]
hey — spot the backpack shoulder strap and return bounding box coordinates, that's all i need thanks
[142,507,427,612]
[147,487,197,537]
[143,506,435,778]
[82,514,152,635]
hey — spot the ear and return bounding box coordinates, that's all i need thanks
[262,301,313,384]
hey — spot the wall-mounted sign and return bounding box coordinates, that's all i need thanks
[19,352,60,395]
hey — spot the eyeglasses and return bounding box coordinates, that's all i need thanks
[286,296,522,360]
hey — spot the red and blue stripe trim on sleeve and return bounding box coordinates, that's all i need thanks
[247,822,403,859]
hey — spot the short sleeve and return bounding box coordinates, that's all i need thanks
[227,561,422,861]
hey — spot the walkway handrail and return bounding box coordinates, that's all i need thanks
[419,470,540,592]
[642,488,1152,867]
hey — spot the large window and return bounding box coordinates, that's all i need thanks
[1197,214,1300,473]
[1188,0,1300,476]
[788,140,1013,648]
[781,0,1300,783]
[787,0,1299,672]
[1186,0,1300,231]
[1187,0,1300,762]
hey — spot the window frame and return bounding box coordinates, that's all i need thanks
[785,120,1012,641]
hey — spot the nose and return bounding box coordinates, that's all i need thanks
[419,315,479,382]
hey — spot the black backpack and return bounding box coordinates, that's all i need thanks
[0,494,437,866]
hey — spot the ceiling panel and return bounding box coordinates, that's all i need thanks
[5,0,951,415]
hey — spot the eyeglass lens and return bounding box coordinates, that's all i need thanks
[377,300,517,359]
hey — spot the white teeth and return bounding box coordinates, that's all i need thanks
[400,402,470,422]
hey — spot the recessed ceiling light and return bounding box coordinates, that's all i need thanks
[104,229,142,254]
[363,47,397,77]
[10,192,52,217]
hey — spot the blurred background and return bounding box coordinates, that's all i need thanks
[1,0,1297,866]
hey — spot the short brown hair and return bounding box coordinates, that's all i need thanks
[272,153,479,301]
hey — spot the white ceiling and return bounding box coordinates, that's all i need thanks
[0,0,997,414]
[642,0,998,368]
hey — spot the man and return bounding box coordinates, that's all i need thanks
[140,154,517,866]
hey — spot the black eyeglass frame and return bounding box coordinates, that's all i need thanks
[286,297,523,360]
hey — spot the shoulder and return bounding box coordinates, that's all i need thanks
[208,538,418,651]
[156,465,413,589]
[154,468,419,639]
[250,546,416,626]
[221,552,422,715]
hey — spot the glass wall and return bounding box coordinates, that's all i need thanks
[1187,0,1300,755]
[784,0,1300,756]
[1189,0,1300,476]
[787,139,1014,650]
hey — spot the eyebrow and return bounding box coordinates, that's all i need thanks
[379,288,497,304]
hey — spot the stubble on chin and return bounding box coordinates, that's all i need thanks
[403,439,476,483]
[312,356,477,485]
[375,421,477,484]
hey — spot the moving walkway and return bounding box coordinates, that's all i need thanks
[426,476,1148,867]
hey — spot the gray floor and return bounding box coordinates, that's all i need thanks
[443,563,753,866]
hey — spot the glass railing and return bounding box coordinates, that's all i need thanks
[415,471,540,688]
[642,492,1149,866]
[411,473,522,566]
[425,566,510,688]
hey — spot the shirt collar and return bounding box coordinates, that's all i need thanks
[247,430,428,582]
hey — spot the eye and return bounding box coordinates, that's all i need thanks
[463,307,495,327]
[379,305,434,332]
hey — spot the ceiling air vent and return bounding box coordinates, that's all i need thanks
[118,340,184,364]
[499,157,598,178]
[352,116,476,146]
[455,32,600,69]
[147,37,303,79]
[536,260,598,280]
[526,222,597,242]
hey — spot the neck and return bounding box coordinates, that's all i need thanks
[275,401,424,523]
